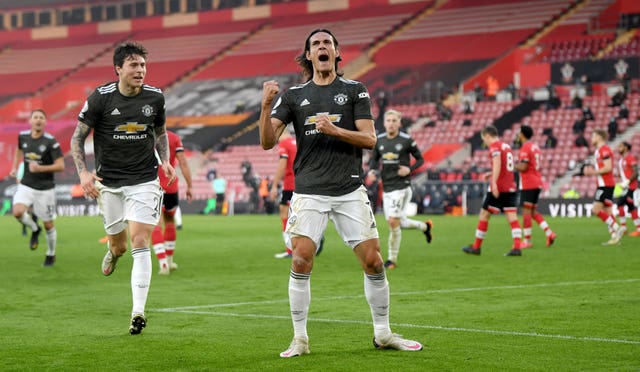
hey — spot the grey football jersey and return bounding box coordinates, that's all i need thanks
[18,131,63,190]
[271,77,373,196]
[78,82,165,187]
[370,132,423,192]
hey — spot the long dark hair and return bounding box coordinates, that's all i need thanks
[295,28,343,82]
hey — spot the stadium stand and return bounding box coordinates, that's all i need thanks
[0,0,637,207]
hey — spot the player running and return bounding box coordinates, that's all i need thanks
[369,109,432,269]
[10,109,64,266]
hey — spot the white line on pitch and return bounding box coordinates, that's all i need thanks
[157,278,640,311]
[154,310,640,345]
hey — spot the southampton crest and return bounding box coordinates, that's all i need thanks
[334,93,348,105]
[141,104,154,117]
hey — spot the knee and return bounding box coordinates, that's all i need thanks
[12,206,24,219]
[387,217,400,229]
[43,221,54,230]
[130,233,149,249]
[362,246,384,273]
[291,238,315,273]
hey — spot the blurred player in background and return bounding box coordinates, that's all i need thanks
[271,126,324,258]
[71,41,175,335]
[152,130,193,274]
[260,28,422,357]
[583,129,625,245]
[369,109,432,269]
[615,141,639,236]
[10,109,64,266]
[271,126,297,258]
[515,125,556,248]
[463,125,522,256]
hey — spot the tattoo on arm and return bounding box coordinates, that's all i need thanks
[155,126,170,163]
[71,122,91,174]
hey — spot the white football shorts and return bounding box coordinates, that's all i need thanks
[287,185,379,249]
[382,186,413,219]
[12,183,56,221]
[96,179,163,235]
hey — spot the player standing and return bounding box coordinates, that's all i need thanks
[514,125,556,248]
[462,125,522,256]
[271,127,297,258]
[70,41,176,334]
[10,109,64,266]
[259,28,423,357]
[152,130,193,274]
[615,141,640,236]
[583,129,625,245]
[369,109,432,269]
[271,126,324,258]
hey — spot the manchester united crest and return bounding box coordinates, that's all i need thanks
[334,93,348,105]
[141,104,154,117]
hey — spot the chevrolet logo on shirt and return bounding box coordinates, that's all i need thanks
[382,152,399,164]
[304,114,342,126]
[25,152,41,161]
[113,122,148,140]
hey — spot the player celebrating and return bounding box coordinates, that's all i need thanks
[10,109,64,266]
[369,109,432,269]
[462,125,522,256]
[152,130,193,275]
[583,129,625,245]
[71,41,176,335]
[260,28,422,357]
[515,125,556,248]
[615,141,640,236]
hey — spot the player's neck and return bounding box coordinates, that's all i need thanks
[312,71,337,86]
[386,131,398,139]
[30,129,43,139]
[118,81,142,97]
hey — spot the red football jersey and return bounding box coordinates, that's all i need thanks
[619,153,638,190]
[158,131,183,193]
[594,144,615,187]
[488,140,517,193]
[518,141,542,190]
[278,136,296,191]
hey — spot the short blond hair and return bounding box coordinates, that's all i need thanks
[384,109,402,120]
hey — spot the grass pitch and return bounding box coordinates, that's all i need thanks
[0,214,638,371]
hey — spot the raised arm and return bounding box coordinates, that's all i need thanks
[259,80,286,150]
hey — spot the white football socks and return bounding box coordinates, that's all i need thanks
[288,270,311,340]
[364,272,392,339]
[20,212,38,231]
[131,248,151,316]
[45,228,56,256]
[388,226,401,263]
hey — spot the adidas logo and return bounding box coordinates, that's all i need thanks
[300,99,310,107]
[111,108,121,115]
